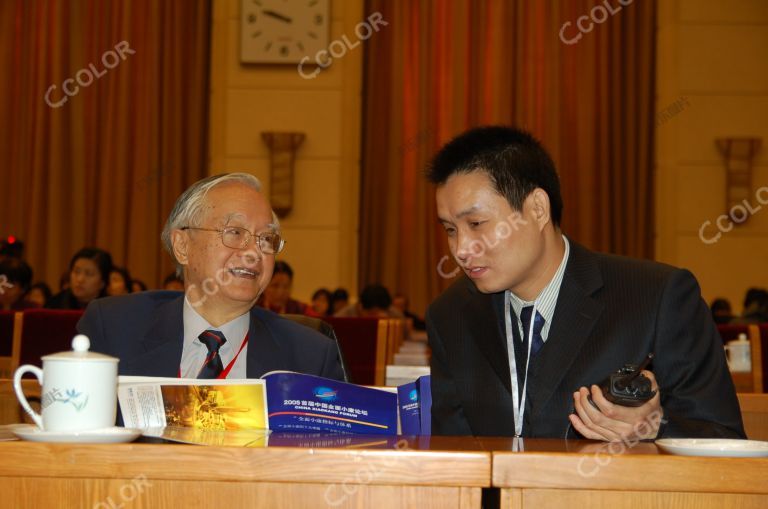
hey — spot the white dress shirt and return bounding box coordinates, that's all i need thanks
[508,235,570,343]
[179,297,250,378]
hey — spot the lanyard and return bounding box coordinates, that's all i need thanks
[179,331,250,379]
[504,290,537,437]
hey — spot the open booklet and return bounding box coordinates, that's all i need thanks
[118,371,431,443]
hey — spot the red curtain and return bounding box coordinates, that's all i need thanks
[360,0,657,315]
[0,0,211,288]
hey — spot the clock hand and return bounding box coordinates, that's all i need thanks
[262,9,293,23]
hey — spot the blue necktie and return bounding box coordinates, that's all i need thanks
[520,306,545,357]
[197,330,227,379]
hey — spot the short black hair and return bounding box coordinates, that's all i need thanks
[332,288,349,301]
[0,257,33,291]
[163,271,183,286]
[359,284,392,311]
[273,261,294,280]
[427,126,563,226]
[743,288,768,310]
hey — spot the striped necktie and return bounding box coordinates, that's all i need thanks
[197,330,227,379]
[520,306,545,357]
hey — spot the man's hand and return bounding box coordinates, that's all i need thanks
[569,370,663,442]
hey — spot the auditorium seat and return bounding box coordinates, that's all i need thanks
[12,310,83,373]
[282,314,352,383]
[0,311,14,378]
[325,317,390,386]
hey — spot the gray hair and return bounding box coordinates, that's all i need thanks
[161,173,280,273]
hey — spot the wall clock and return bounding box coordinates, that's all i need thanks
[241,0,330,64]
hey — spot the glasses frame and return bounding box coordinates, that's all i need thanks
[180,226,285,254]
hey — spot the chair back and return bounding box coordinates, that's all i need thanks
[717,323,751,343]
[282,314,352,383]
[0,311,15,378]
[14,310,84,370]
[325,317,388,386]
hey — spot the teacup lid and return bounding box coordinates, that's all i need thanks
[41,334,119,362]
[728,333,751,345]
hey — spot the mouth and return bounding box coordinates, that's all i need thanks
[464,266,488,279]
[228,267,258,279]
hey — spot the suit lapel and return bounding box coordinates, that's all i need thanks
[245,308,285,378]
[464,287,512,396]
[121,296,185,377]
[529,241,604,418]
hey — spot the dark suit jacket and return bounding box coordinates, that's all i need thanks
[427,241,745,438]
[77,291,345,380]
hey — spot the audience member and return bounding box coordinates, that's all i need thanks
[392,293,426,330]
[25,282,52,308]
[334,284,404,318]
[58,271,70,291]
[47,247,113,310]
[330,288,349,314]
[163,272,184,291]
[311,288,333,316]
[0,257,36,310]
[259,261,314,315]
[131,279,148,293]
[107,266,132,296]
[733,288,768,324]
[710,298,733,325]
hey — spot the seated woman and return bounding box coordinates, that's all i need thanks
[47,247,113,310]
[311,288,333,316]
[259,261,314,315]
[107,266,132,296]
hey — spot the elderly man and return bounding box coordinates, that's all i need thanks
[78,173,344,380]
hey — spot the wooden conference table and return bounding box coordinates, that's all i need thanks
[0,434,767,508]
[2,379,768,508]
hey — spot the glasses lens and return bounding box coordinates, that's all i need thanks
[258,232,281,254]
[222,227,248,249]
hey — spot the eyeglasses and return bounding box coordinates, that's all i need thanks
[181,226,285,254]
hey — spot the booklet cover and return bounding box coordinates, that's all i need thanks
[396,375,431,435]
[117,371,429,437]
[265,372,398,434]
[117,377,268,430]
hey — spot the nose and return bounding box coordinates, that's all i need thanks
[237,246,262,268]
[453,231,476,264]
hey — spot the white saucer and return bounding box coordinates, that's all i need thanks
[10,424,142,444]
[656,438,768,458]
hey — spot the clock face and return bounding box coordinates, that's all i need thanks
[241,0,330,64]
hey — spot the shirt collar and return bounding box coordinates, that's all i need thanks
[509,235,570,326]
[183,296,250,352]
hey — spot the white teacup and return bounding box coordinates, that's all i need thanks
[13,334,119,432]
[724,334,751,373]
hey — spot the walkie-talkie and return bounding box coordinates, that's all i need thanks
[589,353,657,409]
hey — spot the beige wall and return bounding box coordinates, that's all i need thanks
[656,0,768,313]
[208,0,363,304]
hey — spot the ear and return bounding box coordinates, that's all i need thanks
[529,188,552,231]
[171,229,191,267]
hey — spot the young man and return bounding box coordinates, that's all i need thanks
[426,126,744,441]
[79,173,344,380]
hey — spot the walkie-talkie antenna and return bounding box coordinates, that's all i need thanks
[615,353,654,390]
